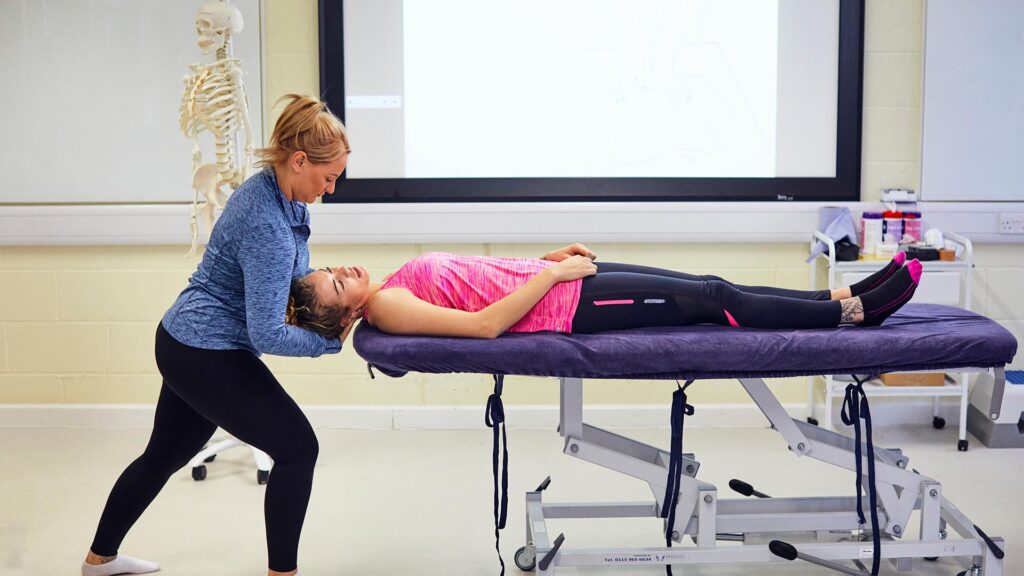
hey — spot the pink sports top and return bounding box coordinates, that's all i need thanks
[369,253,582,333]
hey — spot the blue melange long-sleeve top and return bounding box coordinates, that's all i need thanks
[161,168,341,357]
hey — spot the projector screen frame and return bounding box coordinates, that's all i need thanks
[319,0,864,203]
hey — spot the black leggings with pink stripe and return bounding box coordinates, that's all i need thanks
[570,262,842,333]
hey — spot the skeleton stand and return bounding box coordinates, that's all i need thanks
[181,4,261,483]
[187,436,272,485]
[518,370,1007,575]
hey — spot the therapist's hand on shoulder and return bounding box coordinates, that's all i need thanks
[542,243,596,262]
[547,254,598,282]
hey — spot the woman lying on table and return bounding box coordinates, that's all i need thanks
[286,244,921,340]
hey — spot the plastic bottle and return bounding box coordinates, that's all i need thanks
[883,211,903,244]
[861,212,884,256]
[902,211,922,242]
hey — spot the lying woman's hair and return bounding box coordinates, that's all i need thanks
[286,277,350,339]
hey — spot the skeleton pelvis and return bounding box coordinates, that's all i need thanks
[192,163,228,207]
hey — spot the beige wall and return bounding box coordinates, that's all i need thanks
[0,0,1020,407]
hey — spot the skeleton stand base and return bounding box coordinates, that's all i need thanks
[520,376,1005,575]
[186,434,272,484]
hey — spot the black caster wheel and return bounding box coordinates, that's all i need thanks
[203,453,216,463]
[807,417,819,426]
[514,546,536,571]
[924,556,938,561]
[958,439,969,452]
[933,417,946,430]
[257,470,270,485]
[192,465,207,481]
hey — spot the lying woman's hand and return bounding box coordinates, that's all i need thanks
[541,243,596,262]
[547,254,598,282]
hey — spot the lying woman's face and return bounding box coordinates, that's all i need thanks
[309,266,371,318]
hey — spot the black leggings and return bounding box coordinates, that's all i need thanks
[571,262,841,333]
[90,325,318,572]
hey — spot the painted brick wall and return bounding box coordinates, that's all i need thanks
[0,0,1020,407]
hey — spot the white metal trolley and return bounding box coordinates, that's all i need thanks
[807,230,976,450]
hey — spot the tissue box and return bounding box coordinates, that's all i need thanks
[880,372,945,386]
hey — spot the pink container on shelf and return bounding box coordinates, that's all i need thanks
[902,211,922,242]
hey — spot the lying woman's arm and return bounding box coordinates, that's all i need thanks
[368,255,596,338]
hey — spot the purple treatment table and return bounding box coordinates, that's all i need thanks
[353,304,1016,576]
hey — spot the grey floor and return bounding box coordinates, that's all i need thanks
[1,424,1021,576]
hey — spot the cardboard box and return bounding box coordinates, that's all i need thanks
[880,372,946,386]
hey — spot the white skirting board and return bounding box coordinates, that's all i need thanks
[0,398,967,430]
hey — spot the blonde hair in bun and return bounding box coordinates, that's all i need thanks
[256,94,350,168]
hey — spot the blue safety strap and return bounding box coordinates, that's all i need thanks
[660,380,694,576]
[841,376,881,576]
[485,374,509,575]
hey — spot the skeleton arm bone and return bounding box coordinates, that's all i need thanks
[239,85,253,183]
[230,64,254,183]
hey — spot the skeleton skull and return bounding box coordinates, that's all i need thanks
[196,2,244,55]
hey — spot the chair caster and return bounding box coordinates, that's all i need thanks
[257,469,270,485]
[924,556,938,561]
[958,439,969,452]
[515,545,536,571]
[933,416,946,429]
[203,454,216,463]
[192,465,207,481]
[807,417,819,426]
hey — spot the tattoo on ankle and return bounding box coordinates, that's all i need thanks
[841,298,863,324]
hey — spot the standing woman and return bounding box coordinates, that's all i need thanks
[82,94,351,576]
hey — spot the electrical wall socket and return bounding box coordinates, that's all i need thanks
[999,213,1024,234]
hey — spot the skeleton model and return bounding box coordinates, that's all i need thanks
[180,1,253,253]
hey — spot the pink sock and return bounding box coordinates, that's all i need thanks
[850,252,907,296]
[859,264,920,327]
[906,258,922,284]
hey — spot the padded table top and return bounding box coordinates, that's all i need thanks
[353,304,1017,380]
